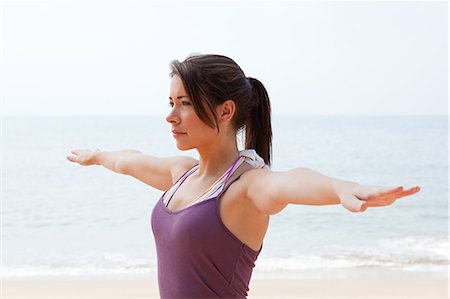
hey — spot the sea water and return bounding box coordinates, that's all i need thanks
[2,115,448,280]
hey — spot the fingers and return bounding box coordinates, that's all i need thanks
[66,151,78,159]
[364,186,421,207]
[360,202,367,212]
[68,148,91,158]
[366,186,404,200]
[67,149,83,162]
[346,185,421,213]
[342,195,367,213]
[364,198,396,207]
[366,186,421,201]
[398,186,421,198]
[350,185,421,212]
[382,186,419,200]
[70,149,86,155]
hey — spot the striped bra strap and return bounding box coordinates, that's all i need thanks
[162,166,198,206]
[163,155,246,208]
[187,155,245,206]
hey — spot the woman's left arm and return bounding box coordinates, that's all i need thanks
[245,167,421,214]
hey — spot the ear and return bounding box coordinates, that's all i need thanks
[218,100,236,124]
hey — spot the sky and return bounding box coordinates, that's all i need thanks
[1,0,448,116]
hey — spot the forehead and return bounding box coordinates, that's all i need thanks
[170,75,187,94]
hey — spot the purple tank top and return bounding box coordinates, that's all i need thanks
[150,160,262,299]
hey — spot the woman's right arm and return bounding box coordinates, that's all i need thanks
[66,149,198,191]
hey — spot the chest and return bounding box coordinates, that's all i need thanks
[158,165,268,252]
[165,179,219,212]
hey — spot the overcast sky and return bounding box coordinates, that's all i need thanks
[2,1,448,116]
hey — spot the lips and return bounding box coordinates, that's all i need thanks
[172,131,186,134]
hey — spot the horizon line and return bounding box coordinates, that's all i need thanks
[1,113,448,117]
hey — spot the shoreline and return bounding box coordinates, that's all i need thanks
[2,271,448,299]
[4,267,447,282]
[2,278,448,298]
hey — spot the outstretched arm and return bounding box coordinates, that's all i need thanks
[66,148,140,173]
[67,148,199,191]
[245,167,421,215]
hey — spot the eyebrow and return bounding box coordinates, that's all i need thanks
[168,96,189,100]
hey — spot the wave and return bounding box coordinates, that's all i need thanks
[3,236,448,278]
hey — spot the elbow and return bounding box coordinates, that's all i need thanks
[116,151,141,174]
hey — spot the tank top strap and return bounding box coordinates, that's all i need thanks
[186,155,245,206]
[217,161,256,198]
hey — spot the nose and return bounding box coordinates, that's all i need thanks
[165,108,180,125]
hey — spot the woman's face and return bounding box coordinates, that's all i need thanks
[166,75,218,151]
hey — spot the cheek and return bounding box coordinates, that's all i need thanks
[183,109,218,136]
[191,124,215,139]
[189,121,217,141]
[186,112,213,131]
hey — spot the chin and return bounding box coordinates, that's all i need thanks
[175,143,195,151]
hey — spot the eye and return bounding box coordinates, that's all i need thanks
[168,101,174,107]
[182,101,191,105]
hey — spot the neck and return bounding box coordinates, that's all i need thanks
[194,133,239,181]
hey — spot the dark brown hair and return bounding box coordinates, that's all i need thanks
[169,54,272,167]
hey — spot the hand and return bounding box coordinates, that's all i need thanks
[339,184,421,213]
[66,148,100,166]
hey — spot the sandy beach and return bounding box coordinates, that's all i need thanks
[2,277,448,298]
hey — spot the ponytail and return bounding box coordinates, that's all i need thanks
[246,77,272,167]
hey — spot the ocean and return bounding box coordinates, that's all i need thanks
[2,115,448,281]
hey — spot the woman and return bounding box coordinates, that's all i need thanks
[67,54,420,299]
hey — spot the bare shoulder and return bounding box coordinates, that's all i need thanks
[231,166,273,199]
[170,156,199,183]
[236,166,287,215]
[239,167,273,186]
